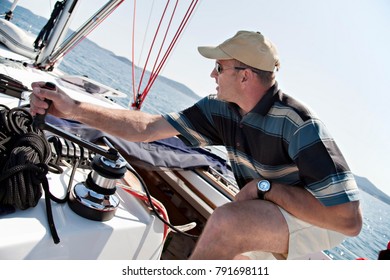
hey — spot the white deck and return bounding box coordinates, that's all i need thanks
[0,165,165,260]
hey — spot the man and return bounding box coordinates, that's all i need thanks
[30,30,362,260]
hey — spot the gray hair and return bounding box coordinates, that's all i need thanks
[236,61,276,87]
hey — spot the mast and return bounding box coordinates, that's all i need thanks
[35,0,80,69]
[4,0,20,20]
[35,0,124,70]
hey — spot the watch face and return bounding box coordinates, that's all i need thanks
[258,180,270,192]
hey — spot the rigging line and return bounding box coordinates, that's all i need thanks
[147,0,179,81]
[136,0,171,97]
[132,0,199,109]
[146,0,197,91]
[131,0,158,105]
[50,1,125,67]
[137,0,156,67]
[136,0,197,106]
[131,0,137,103]
[137,0,179,103]
[138,0,198,104]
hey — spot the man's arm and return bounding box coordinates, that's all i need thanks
[30,81,179,142]
[74,102,179,142]
[235,180,362,237]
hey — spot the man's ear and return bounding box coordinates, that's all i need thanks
[241,70,250,82]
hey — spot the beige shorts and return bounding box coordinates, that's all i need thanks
[242,207,345,260]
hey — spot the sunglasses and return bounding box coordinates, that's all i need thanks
[215,62,246,74]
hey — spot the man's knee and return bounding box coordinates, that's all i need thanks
[207,203,239,231]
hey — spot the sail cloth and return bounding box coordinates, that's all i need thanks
[45,115,231,173]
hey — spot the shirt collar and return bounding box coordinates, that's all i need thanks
[252,81,281,116]
[228,81,281,117]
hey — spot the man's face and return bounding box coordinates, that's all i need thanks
[211,60,243,103]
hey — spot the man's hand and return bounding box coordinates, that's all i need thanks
[30,81,78,119]
[234,179,260,201]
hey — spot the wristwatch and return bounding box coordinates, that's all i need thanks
[257,179,271,200]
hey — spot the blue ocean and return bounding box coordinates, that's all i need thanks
[2,1,389,260]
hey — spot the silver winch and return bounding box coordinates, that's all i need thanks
[27,83,128,222]
[68,154,127,221]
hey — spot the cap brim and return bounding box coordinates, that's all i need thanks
[197,46,232,60]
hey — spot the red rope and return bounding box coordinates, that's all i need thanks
[144,0,179,94]
[131,0,199,109]
[131,0,137,105]
[121,186,170,240]
[140,0,198,103]
[135,0,172,99]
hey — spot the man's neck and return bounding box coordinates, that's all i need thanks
[237,83,273,115]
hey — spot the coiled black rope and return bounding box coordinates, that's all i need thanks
[0,105,61,244]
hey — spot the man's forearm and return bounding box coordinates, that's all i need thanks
[72,102,175,142]
[267,182,362,236]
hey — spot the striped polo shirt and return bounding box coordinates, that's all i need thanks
[163,83,360,206]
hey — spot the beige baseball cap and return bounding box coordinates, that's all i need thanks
[198,30,280,72]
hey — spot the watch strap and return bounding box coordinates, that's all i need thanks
[257,189,266,200]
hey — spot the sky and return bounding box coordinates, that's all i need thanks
[16,0,390,197]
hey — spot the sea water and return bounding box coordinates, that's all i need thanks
[328,191,389,260]
[3,1,390,260]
